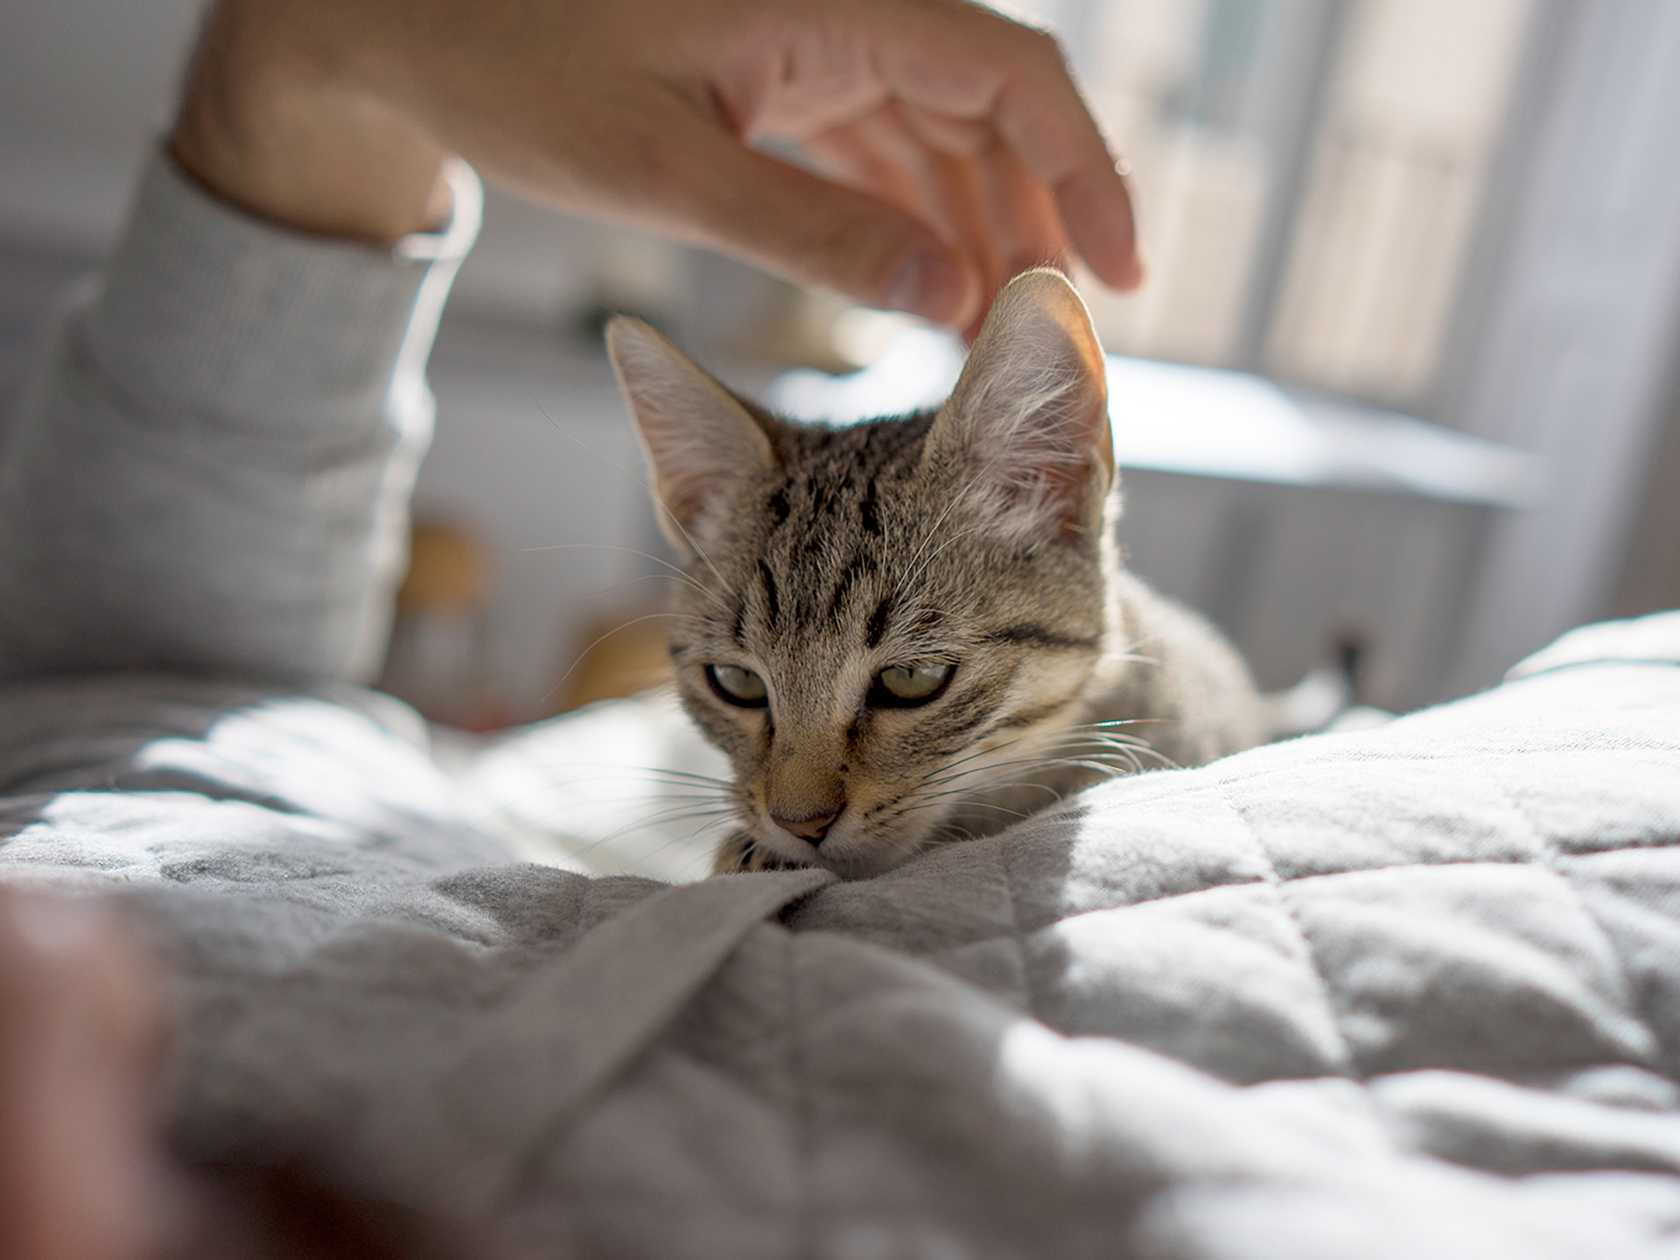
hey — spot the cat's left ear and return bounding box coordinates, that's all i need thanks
[607,317,777,559]
[927,268,1113,542]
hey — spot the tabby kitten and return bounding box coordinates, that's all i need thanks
[607,268,1261,879]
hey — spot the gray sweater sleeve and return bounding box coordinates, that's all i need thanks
[0,150,481,686]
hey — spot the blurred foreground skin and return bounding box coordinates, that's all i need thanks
[0,888,173,1260]
[0,890,444,1260]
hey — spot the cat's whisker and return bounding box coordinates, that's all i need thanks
[1027,726,1179,768]
[916,774,1093,807]
[514,761,737,791]
[466,778,711,834]
[922,757,1103,793]
[1048,740,1173,772]
[470,789,739,870]
[895,473,981,604]
[856,814,970,868]
[493,774,735,808]
[898,789,1044,817]
[654,500,740,607]
[470,789,734,840]
[1010,744,1146,769]
[926,824,977,849]
[1017,737,1156,766]
[898,518,997,597]
[926,750,1130,780]
[579,804,741,852]
[619,769,736,790]
[917,750,1141,797]
[857,731,1161,860]
[890,445,1045,608]
[926,730,1056,777]
[527,389,742,606]
[518,542,730,611]
[590,573,731,610]
[540,611,713,708]
[918,731,1112,782]
[1034,729,1155,749]
[1056,716,1138,741]
[1072,714,1174,733]
[1111,645,1165,670]
[610,805,739,828]
[522,790,730,808]
[906,725,1164,811]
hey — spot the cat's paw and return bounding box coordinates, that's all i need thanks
[711,832,808,875]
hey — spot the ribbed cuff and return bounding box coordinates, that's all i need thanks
[84,149,482,441]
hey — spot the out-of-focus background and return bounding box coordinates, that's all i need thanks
[2,0,1678,728]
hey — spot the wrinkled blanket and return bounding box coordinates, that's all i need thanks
[4,611,1680,1258]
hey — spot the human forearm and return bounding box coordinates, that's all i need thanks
[171,0,454,246]
[0,154,479,685]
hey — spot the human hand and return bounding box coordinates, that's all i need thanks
[0,889,173,1260]
[173,0,1141,334]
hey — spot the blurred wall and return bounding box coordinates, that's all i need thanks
[0,0,205,250]
[1441,0,1680,691]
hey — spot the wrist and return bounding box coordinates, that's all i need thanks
[171,1,454,246]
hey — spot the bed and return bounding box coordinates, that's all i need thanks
[3,610,1679,1257]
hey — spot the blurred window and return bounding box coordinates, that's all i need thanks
[1012,0,1535,408]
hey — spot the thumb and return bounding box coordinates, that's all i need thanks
[633,104,984,326]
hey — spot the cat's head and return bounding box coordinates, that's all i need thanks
[608,268,1117,877]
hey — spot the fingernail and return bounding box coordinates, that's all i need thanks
[886,249,974,325]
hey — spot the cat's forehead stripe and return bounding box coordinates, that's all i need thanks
[859,480,881,536]
[827,551,874,625]
[704,407,1103,680]
[756,559,780,631]
[865,597,893,649]
[985,625,1100,651]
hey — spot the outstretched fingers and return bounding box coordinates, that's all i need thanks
[871,2,1142,290]
[621,92,987,326]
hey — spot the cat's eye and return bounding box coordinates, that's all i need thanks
[870,661,954,708]
[706,663,768,707]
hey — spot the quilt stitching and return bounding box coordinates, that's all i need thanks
[1537,835,1680,859]
[910,848,1671,959]
[1211,779,1358,1081]
[1492,778,1672,1082]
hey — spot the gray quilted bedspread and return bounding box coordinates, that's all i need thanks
[4,611,1680,1258]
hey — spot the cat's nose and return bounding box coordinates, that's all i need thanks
[772,806,842,845]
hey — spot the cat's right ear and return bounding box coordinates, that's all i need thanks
[606,317,775,558]
[926,268,1113,544]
